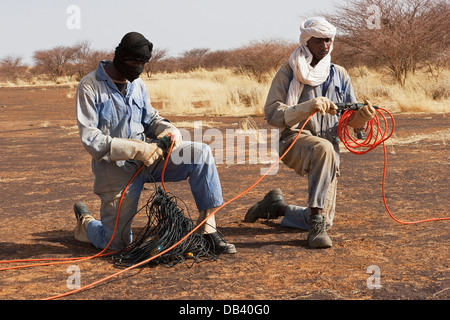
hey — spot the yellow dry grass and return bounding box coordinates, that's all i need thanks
[145,66,448,116]
[1,66,448,115]
[0,75,78,88]
[144,68,273,116]
[348,66,449,113]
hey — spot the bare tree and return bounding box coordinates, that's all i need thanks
[202,50,231,69]
[179,48,210,71]
[323,0,449,85]
[144,47,168,78]
[151,56,181,73]
[72,40,92,80]
[72,41,113,79]
[145,39,297,78]
[85,49,114,73]
[229,39,297,81]
[0,55,28,82]
[33,45,78,81]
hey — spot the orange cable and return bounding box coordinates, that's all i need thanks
[379,140,450,224]
[338,107,449,224]
[0,163,145,271]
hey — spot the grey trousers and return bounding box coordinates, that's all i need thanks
[278,131,338,229]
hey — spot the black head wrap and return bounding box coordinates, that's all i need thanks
[113,32,153,82]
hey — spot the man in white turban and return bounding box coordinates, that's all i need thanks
[244,17,375,248]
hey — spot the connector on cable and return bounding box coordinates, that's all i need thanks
[335,102,379,111]
[335,102,379,119]
[158,134,172,157]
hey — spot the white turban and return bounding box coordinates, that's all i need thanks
[286,17,337,106]
[299,17,337,44]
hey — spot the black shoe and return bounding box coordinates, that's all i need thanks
[203,232,236,255]
[74,201,91,221]
[244,188,284,223]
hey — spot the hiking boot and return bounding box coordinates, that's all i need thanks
[203,232,237,255]
[244,188,284,223]
[307,214,332,248]
[74,201,91,220]
[73,201,95,243]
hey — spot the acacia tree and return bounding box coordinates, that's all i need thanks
[146,40,296,78]
[323,0,449,85]
[32,42,113,81]
[228,39,297,81]
[72,41,113,79]
[144,47,168,78]
[179,48,210,71]
[72,40,92,80]
[33,45,78,81]
[0,55,28,82]
[85,49,114,73]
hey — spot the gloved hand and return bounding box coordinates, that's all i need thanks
[155,121,182,149]
[347,99,376,129]
[284,97,338,127]
[110,138,163,166]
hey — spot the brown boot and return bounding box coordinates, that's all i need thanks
[73,202,95,243]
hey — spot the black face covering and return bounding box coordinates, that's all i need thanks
[113,32,153,82]
[113,59,145,83]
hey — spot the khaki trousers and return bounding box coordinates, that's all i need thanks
[278,131,338,228]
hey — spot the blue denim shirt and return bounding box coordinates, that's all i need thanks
[76,60,167,162]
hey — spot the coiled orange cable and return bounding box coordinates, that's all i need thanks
[338,107,449,224]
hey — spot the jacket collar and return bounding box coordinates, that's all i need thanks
[95,60,137,96]
[95,60,112,82]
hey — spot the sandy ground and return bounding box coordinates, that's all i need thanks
[0,85,448,303]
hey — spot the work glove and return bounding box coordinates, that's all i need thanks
[155,121,182,149]
[347,99,376,129]
[284,97,338,127]
[110,138,163,167]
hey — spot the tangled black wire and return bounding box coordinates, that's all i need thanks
[112,186,219,268]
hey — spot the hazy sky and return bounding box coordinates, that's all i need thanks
[0,0,344,64]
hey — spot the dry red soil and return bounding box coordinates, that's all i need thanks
[0,85,448,301]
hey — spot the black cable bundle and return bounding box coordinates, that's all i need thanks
[112,186,218,268]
